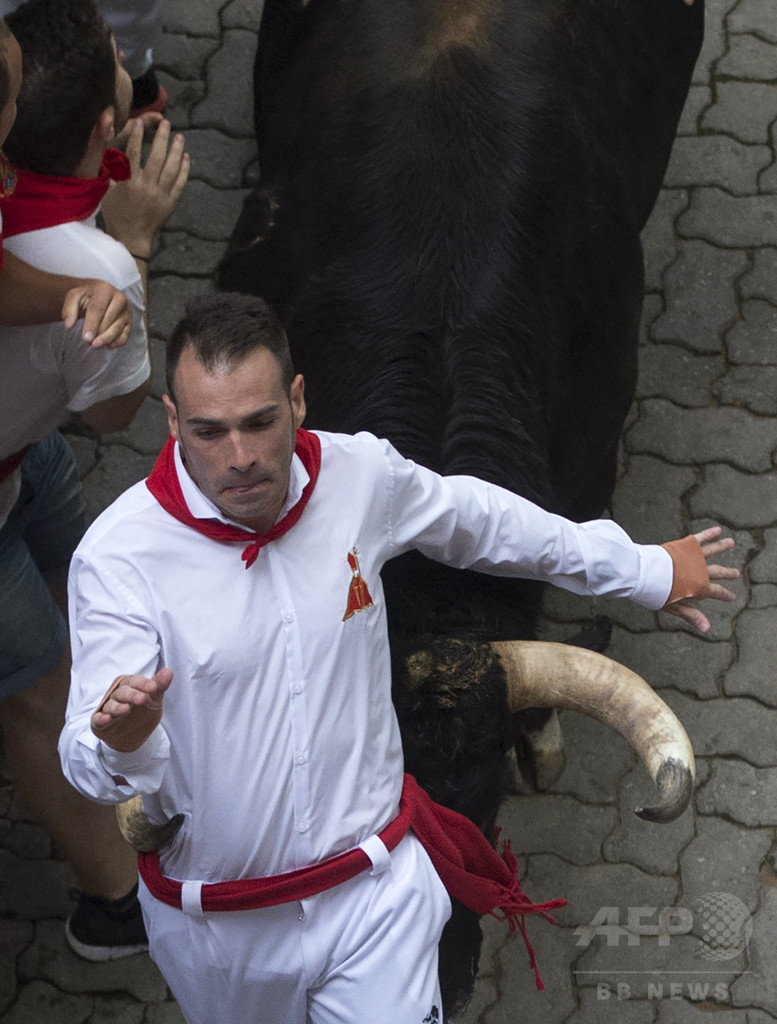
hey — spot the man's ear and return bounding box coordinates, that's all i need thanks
[93,106,116,145]
[291,374,306,430]
[162,394,180,442]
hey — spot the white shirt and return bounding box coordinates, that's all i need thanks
[61,430,672,883]
[0,215,149,526]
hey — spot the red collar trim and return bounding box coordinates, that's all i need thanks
[0,148,131,238]
[146,429,322,568]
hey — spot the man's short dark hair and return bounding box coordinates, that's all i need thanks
[0,19,12,118]
[4,0,115,176]
[166,293,296,403]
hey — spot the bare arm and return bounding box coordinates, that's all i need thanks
[0,251,132,347]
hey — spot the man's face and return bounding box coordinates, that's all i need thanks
[0,33,22,149]
[111,34,132,135]
[163,345,306,534]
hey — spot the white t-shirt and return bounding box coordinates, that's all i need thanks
[61,430,672,884]
[0,214,150,526]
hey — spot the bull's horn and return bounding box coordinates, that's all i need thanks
[116,796,184,852]
[492,641,694,823]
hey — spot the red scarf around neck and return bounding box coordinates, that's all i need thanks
[0,147,131,238]
[146,429,322,568]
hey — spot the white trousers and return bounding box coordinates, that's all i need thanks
[0,1,165,77]
[139,834,452,1024]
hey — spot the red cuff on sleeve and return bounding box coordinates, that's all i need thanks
[661,535,711,605]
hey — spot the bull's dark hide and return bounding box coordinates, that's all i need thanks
[219,0,703,1013]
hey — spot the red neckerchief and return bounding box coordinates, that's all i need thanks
[0,148,131,238]
[146,429,322,568]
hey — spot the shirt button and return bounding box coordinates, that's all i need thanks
[296,754,307,765]
[291,683,302,694]
[284,612,295,623]
[296,821,308,833]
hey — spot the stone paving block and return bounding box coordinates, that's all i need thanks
[164,181,251,241]
[603,765,695,875]
[566,987,655,1023]
[679,188,777,248]
[0,851,73,920]
[639,294,663,346]
[658,1002,750,1022]
[702,83,777,146]
[574,932,739,1000]
[147,274,216,338]
[66,434,99,480]
[0,821,51,860]
[641,190,689,293]
[663,136,772,195]
[690,464,777,529]
[498,794,614,865]
[524,855,678,931]
[221,0,264,32]
[749,529,777,582]
[88,996,145,1024]
[156,72,206,127]
[715,366,777,416]
[154,33,219,82]
[181,128,257,188]
[548,711,635,806]
[749,584,777,608]
[696,759,777,826]
[652,239,748,352]
[727,300,777,366]
[18,922,168,1004]
[154,231,227,277]
[677,84,711,134]
[680,815,771,913]
[540,586,657,635]
[0,981,92,1024]
[635,344,722,407]
[80,446,158,525]
[610,454,694,542]
[692,0,737,85]
[718,34,777,80]
[484,922,579,1024]
[728,0,777,41]
[731,890,777,1016]
[608,625,732,700]
[193,30,258,135]
[0,923,32,1014]
[741,247,777,303]
[102,397,168,457]
[162,0,221,37]
[658,690,777,767]
[626,398,777,473]
[724,608,777,704]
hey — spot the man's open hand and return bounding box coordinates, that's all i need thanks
[664,526,739,634]
[91,668,173,753]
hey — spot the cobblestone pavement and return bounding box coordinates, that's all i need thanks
[1,0,776,1021]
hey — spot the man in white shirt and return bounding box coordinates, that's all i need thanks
[60,292,738,1021]
[0,0,187,960]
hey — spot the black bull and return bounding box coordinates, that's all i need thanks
[219,0,704,1012]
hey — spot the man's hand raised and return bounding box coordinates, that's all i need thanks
[91,668,173,753]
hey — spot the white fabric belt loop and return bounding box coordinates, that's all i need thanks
[358,833,392,876]
[181,880,205,917]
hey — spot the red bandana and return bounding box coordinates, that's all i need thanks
[146,429,322,568]
[0,148,131,238]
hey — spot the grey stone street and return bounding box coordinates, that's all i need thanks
[2,0,776,1021]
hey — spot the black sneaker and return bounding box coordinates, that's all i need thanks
[65,882,149,961]
[130,67,168,118]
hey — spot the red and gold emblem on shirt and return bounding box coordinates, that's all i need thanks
[342,546,374,621]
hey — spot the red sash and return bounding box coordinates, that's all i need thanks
[138,774,565,990]
[145,429,322,568]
